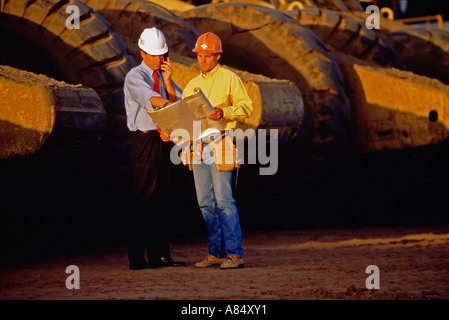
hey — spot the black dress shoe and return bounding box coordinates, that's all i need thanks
[129,260,149,270]
[169,257,187,267]
[149,257,187,268]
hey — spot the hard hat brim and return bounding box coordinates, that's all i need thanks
[139,42,168,56]
[192,48,222,53]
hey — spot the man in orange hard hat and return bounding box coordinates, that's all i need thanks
[182,32,253,269]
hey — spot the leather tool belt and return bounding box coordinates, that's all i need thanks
[180,131,240,172]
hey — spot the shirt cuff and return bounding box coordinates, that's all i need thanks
[221,106,232,119]
[145,91,160,111]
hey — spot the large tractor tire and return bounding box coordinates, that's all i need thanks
[346,11,449,86]
[314,0,364,12]
[148,0,196,14]
[0,65,106,159]
[212,0,275,7]
[385,27,449,85]
[285,7,405,69]
[0,0,136,115]
[366,0,439,20]
[82,0,200,62]
[339,0,363,12]
[181,2,351,191]
[331,51,449,154]
[297,0,349,11]
[210,0,363,12]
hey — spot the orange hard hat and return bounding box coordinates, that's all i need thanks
[192,32,223,54]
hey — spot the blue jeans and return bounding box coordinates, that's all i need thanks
[192,144,244,258]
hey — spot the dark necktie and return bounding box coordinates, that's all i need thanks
[153,70,162,133]
[153,70,160,94]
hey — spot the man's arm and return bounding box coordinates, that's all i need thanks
[151,57,182,109]
[161,57,178,102]
[209,74,253,121]
[125,70,160,111]
[150,96,172,109]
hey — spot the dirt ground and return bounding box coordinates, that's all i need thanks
[1,225,448,301]
[1,136,449,305]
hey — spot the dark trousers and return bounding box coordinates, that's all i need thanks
[127,130,172,265]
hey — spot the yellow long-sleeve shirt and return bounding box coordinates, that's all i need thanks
[182,64,253,130]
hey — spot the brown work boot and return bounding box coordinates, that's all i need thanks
[194,255,227,268]
[220,255,245,269]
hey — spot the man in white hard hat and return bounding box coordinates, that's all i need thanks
[124,27,185,270]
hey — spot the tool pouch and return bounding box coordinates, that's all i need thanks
[209,132,238,172]
[180,143,193,171]
[180,132,240,172]
[180,139,204,171]
[192,139,203,161]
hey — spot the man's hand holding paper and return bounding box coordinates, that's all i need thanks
[146,88,225,142]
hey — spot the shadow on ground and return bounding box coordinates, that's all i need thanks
[1,135,449,263]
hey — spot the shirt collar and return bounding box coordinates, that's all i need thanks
[201,63,221,80]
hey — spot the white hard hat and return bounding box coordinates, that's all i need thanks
[138,27,168,55]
